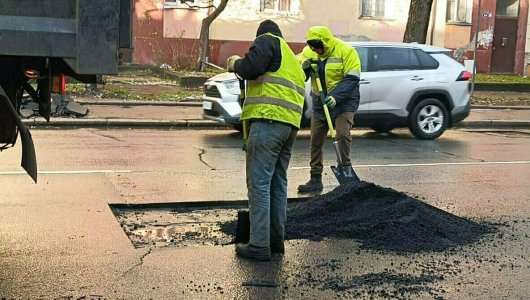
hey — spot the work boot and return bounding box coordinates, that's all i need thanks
[297,174,323,192]
[235,243,271,261]
[270,241,285,254]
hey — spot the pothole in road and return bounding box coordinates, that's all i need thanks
[111,203,244,249]
[111,181,493,253]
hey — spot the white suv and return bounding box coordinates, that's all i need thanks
[202,42,471,140]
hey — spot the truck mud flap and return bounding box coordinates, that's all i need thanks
[0,86,37,182]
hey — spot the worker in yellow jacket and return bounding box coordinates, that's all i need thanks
[297,26,362,192]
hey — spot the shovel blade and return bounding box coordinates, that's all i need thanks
[331,165,360,185]
[235,210,250,244]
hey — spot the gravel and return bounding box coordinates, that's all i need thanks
[285,181,492,253]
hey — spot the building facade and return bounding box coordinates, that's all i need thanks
[133,0,529,75]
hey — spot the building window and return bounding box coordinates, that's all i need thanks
[361,0,385,18]
[260,0,291,12]
[446,0,472,23]
[164,0,199,9]
[496,0,519,17]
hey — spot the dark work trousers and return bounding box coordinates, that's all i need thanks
[309,111,354,175]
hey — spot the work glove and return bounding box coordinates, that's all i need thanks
[324,95,336,109]
[301,59,312,71]
[226,55,241,72]
[241,138,247,152]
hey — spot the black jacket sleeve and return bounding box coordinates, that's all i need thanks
[233,35,282,80]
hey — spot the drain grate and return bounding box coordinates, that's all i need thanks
[111,204,244,248]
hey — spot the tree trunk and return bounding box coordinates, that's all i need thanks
[196,0,229,71]
[403,0,434,43]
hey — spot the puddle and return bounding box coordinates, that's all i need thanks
[111,205,242,248]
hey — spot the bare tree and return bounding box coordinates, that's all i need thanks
[403,0,434,43]
[196,0,229,71]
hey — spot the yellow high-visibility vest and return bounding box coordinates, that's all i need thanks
[241,33,306,128]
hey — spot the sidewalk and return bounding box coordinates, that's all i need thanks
[20,98,530,129]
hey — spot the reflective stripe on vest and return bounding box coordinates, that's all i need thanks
[325,57,360,77]
[252,75,305,97]
[347,69,361,77]
[243,96,303,114]
[327,58,343,64]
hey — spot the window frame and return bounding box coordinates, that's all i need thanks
[446,0,473,24]
[496,0,520,17]
[164,0,201,10]
[260,0,292,13]
[360,0,386,18]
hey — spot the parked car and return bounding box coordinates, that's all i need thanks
[202,42,471,140]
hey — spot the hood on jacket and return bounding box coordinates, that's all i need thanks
[256,19,283,38]
[306,26,336,58]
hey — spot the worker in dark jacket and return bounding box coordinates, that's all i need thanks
[226,20,306,261]
[297,26,361,193]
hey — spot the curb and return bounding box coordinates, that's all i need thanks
[22,118,230,129]
[76,101,202,107]
[472,105,530,110]
[455,120,530,129]
[21,118,530,129]
[75,100,530,110]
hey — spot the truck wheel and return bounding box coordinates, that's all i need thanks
[408,98,448,140]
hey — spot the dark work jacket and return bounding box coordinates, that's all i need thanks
[233,35,282,79]
[311,60,360,121]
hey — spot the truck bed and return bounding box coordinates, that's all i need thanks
[0,0,131,75]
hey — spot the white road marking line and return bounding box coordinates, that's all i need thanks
[290,160,530,170]
[1,160,529,176]
[0,170,132,175]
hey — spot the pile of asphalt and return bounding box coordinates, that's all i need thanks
[285,181,491,253]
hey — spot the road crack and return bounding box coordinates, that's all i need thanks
[88,129,124,142]
[193,146,216,170]
[122,247,153,277]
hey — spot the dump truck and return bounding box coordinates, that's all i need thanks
[0,0,132,182]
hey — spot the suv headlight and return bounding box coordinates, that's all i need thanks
[223,80,240,91]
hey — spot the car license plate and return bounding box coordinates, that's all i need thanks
[202,101,213,110]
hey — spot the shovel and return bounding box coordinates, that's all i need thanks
[309,59,360,185]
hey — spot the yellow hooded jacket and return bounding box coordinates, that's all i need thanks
[298,26,361,119]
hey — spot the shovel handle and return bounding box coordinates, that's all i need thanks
[322,104,335,139]
[242,119,249,141]
[311,62,336,139]
[238,77,250,151]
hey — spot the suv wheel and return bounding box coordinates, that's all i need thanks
[408,98,448,140]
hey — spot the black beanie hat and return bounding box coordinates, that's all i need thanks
[256,19,283,38]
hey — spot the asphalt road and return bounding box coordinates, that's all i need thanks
[0,127,529,299]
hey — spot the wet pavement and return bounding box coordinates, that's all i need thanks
[2,108,530,298]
